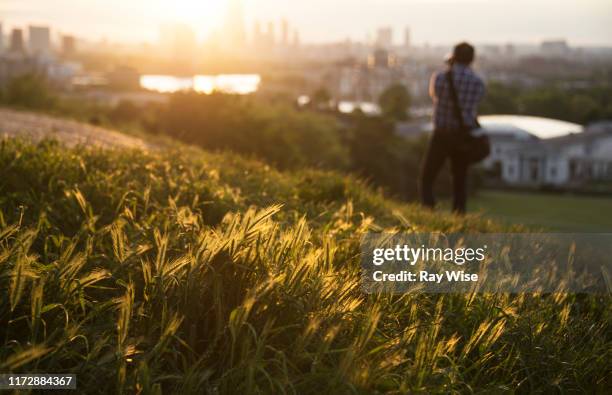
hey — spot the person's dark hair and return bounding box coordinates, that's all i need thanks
[452,42,475,65]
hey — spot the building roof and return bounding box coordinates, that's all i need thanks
[585,121,612,133]
[479,115,583,139]
[394,115,594,143]
[546,127,612,147]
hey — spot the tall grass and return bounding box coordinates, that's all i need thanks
[0,139,609,393]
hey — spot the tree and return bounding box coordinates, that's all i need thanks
[479,81,520,115]
[3,73,56,109]
[311,87,332,110]
[378,84,411,121]
[156,92,349,170]
[346,113,414,198]
[570,95,601,124]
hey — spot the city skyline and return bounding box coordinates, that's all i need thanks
[1,0,612,47]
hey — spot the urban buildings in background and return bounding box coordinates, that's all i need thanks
[0,22,80,90]
[1,0,612,189]
[479,118,612,188]
[1,0,612,107]
[1,14,611,101]
[28,25,51,57]
[9,28,25,53]
[376,27,393,49]
[61,35,76,57]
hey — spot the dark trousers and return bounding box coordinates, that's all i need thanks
[419,130,469,214]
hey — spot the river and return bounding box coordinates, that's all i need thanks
[140,74,261,94]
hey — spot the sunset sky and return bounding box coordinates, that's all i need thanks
[2,0,611,46]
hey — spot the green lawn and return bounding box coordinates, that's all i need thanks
[471,190,612,232]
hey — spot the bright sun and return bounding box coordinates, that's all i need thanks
[153,0,228,31]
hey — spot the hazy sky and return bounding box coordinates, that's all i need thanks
[2,0,611,46]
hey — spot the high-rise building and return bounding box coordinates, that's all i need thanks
[253,20,264,48]
[28,25,51,56]
[293,30,300,48]
[0,22,4,53]
[266,21,276,46]
[10,28,25,53]
[376,27,393,49]
[281,19,289,46]
[541,40,570,57]
[368,48,396,69]
[404,27,411,48]
[61,35,76,56]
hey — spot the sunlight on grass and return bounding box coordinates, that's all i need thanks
[0,139,609,393]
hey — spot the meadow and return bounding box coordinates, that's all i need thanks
[471,190,612,232]
[0,138,610,394]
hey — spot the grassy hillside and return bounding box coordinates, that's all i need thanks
[0,139,609,394]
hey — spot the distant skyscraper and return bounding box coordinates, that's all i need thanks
[0,22,4,53]
[253,20,264,48]
[368,48,395,69]
[266,21,276,46]
[61,35,76,56]
[10,28,25,54]
[28,25,51,56]
[292,30,300,48]
[376,27,393,49]
[224,0,246,48]
[404,27,411,48]
[281,19,289,46]
[541,40,570,57]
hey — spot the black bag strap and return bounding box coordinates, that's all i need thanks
[446,69,467,132]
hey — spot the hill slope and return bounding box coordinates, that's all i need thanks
[0,138,608,394]
[0,107,151,150]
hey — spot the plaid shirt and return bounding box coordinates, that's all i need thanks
[430,64,485,131]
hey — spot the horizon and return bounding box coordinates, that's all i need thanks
[1,0,612,47]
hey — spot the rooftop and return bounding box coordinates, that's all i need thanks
[479,115,583,139]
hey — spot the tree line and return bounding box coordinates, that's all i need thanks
[480,80,612,125]
[1,74,443,200]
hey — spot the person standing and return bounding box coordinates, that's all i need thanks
[419,42,485,214]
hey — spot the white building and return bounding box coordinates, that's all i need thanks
[395,115,612,188]
[479,116,612,187]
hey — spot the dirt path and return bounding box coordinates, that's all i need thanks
[0,107,152,150]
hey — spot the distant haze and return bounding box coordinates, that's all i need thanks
[1,0,611,46]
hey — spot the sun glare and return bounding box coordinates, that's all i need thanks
[153,0,227,31]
